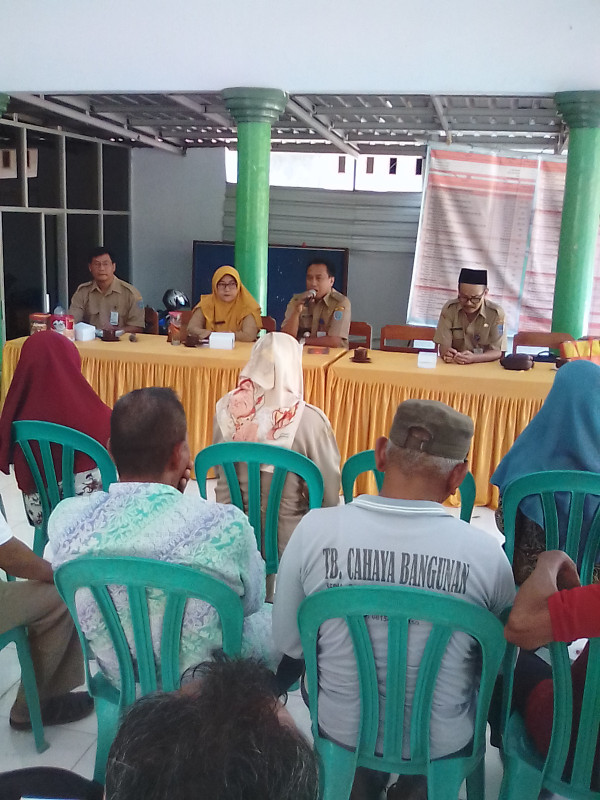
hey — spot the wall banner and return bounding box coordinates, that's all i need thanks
[408,145,600,336]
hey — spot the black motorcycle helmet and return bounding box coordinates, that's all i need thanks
[162,289,190,310]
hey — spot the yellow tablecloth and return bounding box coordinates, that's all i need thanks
[1,336,346,460]
[325,351,557,506]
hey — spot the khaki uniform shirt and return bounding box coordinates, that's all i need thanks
[69,277,144,329]
[283,288,351,348]
[434,298,507,353]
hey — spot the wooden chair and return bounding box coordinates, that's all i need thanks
[180,308,193,340]
[512,331,574,354]
[348,321,372,350]
[144,306,159,335]
[261,315,276,333]
[380,324,436,353]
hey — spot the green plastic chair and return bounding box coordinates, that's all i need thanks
[12,421,117,556]
[341,449,477,522]
[54,556,244,784]
[0,622,49,753]
[502,470,600,586]
[297,585,506,800]
[500,636,600,800]
[195,442,324,574]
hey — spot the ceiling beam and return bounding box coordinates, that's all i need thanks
[286,97,360,158]
[168,95,231,127]
[431,95,451,144]
[126,117,231,128]
[310,105,559,122]
[11,93,182,154]
[335,121,559,134]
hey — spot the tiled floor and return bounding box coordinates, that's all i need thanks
[0,468,507,795]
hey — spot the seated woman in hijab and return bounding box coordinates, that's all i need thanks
[0,330,112,527]
[187,265,262,342]
[491,359,600,584]
[213,332,341,590]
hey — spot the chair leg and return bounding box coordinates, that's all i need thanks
[498,754,543,800]
[92,697,121,785]
[13,630,49,753]
[428,759,475,800]
[465,760,485,800]
[316,740,357,800]
[33,524,48,558]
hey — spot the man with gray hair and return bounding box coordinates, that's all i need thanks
[273,399,514,798]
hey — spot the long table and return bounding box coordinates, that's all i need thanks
[1,337,557,507]
[1,335,346,460]
[324,350,557,506]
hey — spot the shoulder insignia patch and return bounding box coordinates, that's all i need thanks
[333,308,344,321]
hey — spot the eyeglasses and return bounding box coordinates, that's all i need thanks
[217,280,237,290]
[458,292,485,304]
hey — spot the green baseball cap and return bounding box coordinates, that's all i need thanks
[388,399,474,460]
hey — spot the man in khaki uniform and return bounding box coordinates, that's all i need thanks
[0,515,92,731]
[69,247,145,333]
[434,268,506,365]
[281,260,351,348]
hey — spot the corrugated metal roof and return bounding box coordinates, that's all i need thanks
[3,91,567,156]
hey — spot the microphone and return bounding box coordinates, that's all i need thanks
[306,289,317,303]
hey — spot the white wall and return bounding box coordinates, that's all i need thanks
[3,0,600,93]
[347,251,415,338]
[131,148,226,307]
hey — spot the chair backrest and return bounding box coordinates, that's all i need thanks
[144,306,159,335]
[537,637,600,794]
[54,556,244,707]
[380,324,437,353]
[501,634,600,799]
[180,308,193,340]
[195,442,324,574]
[341,449,476,522]
[348,321,372,349]
[12,421,117,555]
[297,586,505,790]
[502,470,600,586]
[261,315,276,333]
[512,330,574,354]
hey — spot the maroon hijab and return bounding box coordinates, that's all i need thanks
[0,331,112,493]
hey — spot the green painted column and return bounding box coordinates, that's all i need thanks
[552,91,600,338]
[0,94,8,363]
[223,88,287,310]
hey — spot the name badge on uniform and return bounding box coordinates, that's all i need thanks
[110,310,119,326]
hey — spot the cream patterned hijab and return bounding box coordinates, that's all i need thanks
[216,332,305,450]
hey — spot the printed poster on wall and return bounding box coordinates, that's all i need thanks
[408,146,600,336]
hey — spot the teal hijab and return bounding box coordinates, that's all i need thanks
[492,360,600,535]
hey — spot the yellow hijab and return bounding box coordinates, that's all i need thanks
[195,266,262,332]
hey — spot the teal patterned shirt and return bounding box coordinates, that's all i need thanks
[48,482,277,684]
